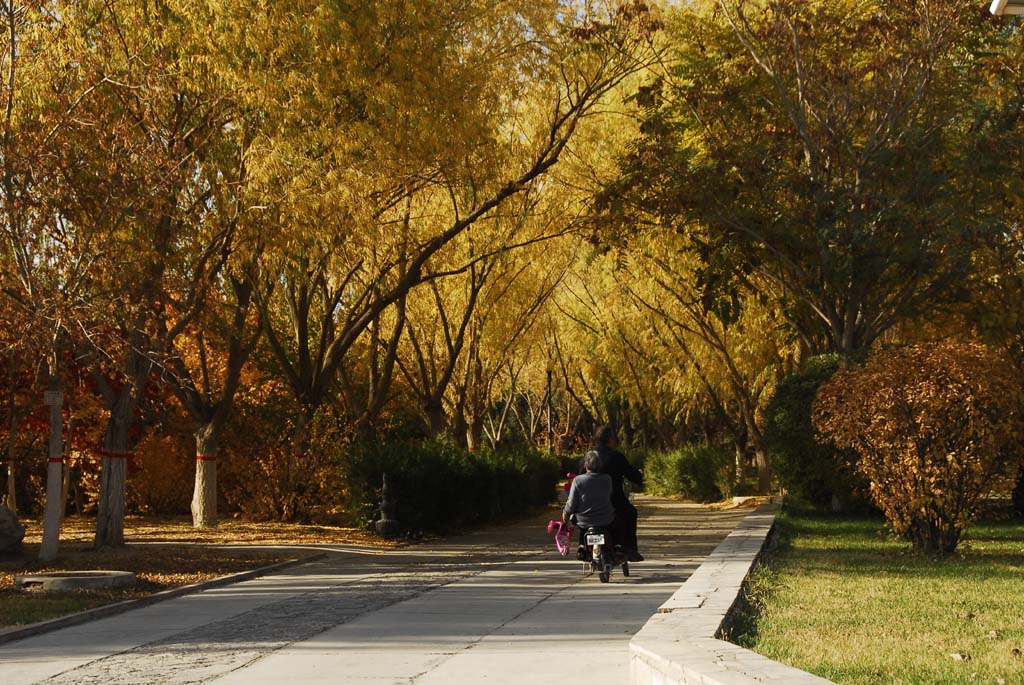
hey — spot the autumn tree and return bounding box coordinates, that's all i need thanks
[161,268,262,528]
[50,0,242,545]
[964,22,1024,371]
[814,341,1023,554]
[400,259,488,439]
[397,187,575,446]
[459,247,569,451]
[153,99,262,529]
[239,0,660,455]
[553,261,688,447]
[600,0,998,359]
[548,233,790,491]
[625,233,792,493]
[0,1,133,558]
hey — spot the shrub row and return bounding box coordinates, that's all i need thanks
[641,444,733,503]
[347,440,560,535]
[763,354,870,509]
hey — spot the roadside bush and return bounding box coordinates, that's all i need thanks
[221,437,341,522]
[643,445,732,503]
[558,454,582,477]
[764,354,868,509]
[128,432,193,515]
[220,391,344,522]
[624,448,648,477]
[814,341,1024,554]
[347,440,559,535]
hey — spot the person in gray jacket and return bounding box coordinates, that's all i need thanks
[562,451,615,559]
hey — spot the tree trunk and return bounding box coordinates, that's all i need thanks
[353,415,378,444]
[192,424,219,528]
[744,415,772,495]
[754,447,771,496]
[425,401,446,438]
[621,409,634,448]
[466,415,484,452]
[94,399,133,549]
[702,414,714,447]
[60,463,71,522]
[734,442,748,485]
[5,371,17,514]
[72,473,84,516]
[4,455,14,514]
[450,398,468,448]
[60,467,71,523]
[4,435,15,516]
[292,405,314,457]
[544,369,553,453]
[39,360,63,562]
[736,401,771,495]
[60,416,74,523]
[95,457,128,547]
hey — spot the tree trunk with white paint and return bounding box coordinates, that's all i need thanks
[191,426,219,528]
[94,399,133,549]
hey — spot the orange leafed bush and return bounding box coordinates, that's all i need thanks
[814,341,1024,554]
[128,432,193,515]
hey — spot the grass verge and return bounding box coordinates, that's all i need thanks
[731,507,1024,685]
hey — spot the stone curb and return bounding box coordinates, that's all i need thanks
[630,504,836,685]
[0,552,327,647]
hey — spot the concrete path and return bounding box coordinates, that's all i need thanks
[0,497,746,685]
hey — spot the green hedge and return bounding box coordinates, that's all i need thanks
[347,440,560,535]
[764,354,871,510]
[643,445,732,503]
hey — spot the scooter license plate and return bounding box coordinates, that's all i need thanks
[586,534,605,545]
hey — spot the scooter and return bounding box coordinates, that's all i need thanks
[580,525,629,583]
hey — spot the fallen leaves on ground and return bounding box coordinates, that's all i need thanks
[0,542,299,629]
[2,514,401,629]
[19,514,404,547]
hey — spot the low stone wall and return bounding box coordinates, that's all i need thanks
[630,504,836,685]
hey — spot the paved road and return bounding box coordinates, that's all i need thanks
[1,497,747,685]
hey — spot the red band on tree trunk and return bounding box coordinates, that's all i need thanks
[196,455,217,461]
[47,458,63,463]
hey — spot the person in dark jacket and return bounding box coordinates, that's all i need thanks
[586,424,644,561]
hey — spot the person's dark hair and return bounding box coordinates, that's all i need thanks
[594,424,617,448]
[585,450,604,472]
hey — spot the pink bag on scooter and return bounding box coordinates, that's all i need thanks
[547,520,571,556]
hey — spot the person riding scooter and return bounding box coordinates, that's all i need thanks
[562,451,615,561]
[589,425,644,562]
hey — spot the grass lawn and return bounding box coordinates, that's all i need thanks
[734,508,1024,685]
[1,514,400,631]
